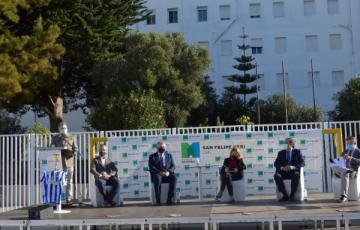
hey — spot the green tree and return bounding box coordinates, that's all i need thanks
[260,94,322,124]
[223,28,258,114]
[0,110,24,134]
[1,0,149,132]
[330,76,360,121]
[187,76,218,126]
[86,91,166,130]
[26,121,50,134]
[115,32,210,127]
[216,92,248,125]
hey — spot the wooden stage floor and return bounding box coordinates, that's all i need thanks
[1,193,360,229]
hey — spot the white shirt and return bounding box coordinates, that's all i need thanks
[158,152,166,167]
[101,158,106,167]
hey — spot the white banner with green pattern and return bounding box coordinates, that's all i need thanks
[108,129,323,199]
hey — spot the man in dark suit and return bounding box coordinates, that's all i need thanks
[90,144,119,207]
[148,141,177,205]
[274,137,305,201]
[338,136,360,202]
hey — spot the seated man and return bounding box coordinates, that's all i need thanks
[337,136,360,202]
[148,141,177,205]
[90,144,119,207]
[274,137,305,201]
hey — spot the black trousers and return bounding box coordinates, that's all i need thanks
[274,170,300,197]
[95,176,119,203]
[151,173,177,204]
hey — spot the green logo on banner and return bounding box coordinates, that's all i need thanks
[205,164,211,170]
[300,139,306,145]
[143,166,149,172]
[246,133,252,139]
[258,186,264,191]
[279,140,285,145]
[215,156,221,162]
[181,142,200,158]
[183,135,188,140]
[142,136,147,142]
[247,163,253,169]
[112,146,117,151]
[176,173,180,177]
[162,136,168,141]
[247,178,253,184]
[132,145,137,150]
[144,182,149,187]
[257,171,264,176]
[268,179,274,184]
[123,168,128,174]
[133,175,139,180]
[289,132,295,137]
[121,138,127,143]
[143,152,148,157]
[123,183,129,189]
[122,153,128,158]
[134,190,139,196]
[132,160,138,166]
[196,187,199,192]
[268,132,274,138]
[225,133,230,139]
[268,148,274,154]
[206,179,211,185]
[42,160,47,165]
[257,140,263,145]
[257,156,263,161]
[204,134,209,140]
[114,161,119,166]
[152,143,157,148]
[184,165,190,170]
[246,148,252,153]
[185,180,191,185]
[268,163,274,169]
[195,172,199,177]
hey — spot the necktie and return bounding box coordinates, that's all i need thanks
[160,154,164,169]
[287,150,291,163]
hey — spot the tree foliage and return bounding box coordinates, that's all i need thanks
[0,110,24,134]
[86,91,166,130]
[330,76,360,121]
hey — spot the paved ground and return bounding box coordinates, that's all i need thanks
[1,193,360,229]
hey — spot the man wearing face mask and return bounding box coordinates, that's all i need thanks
[90,144,119,207]
[51,121,78,206]
[338,136,360,202]
[148,141,177,205]
[274,137,305,201]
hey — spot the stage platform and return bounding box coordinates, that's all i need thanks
[1,193,360,229]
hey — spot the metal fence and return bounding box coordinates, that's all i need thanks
[0,121,359,212]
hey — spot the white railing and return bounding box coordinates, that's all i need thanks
[0,121,359,212]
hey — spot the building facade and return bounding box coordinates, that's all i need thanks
[134,0,360,114]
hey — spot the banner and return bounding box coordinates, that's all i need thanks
[108,130,324,199]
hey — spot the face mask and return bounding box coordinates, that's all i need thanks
[59,127,68,135]
[158,147,165,153]
[100,151,107,157]
[346,144,356,151]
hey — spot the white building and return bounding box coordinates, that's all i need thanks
[134,0,360,114]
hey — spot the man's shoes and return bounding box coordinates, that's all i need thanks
[289,194,295,201]
[279,195,289,202]
[167,200,175,206]
[215,195,221,202]
[110,201,117,207]
[338,195,348,203]
[155,202,162,206]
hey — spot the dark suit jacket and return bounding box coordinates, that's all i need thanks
[342,149,360,171]
[90,156,118,179]
[148,151,175,176]
[221,157,246,180]
[274,148,305,173]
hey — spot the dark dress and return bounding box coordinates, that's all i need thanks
[219,157,246,196]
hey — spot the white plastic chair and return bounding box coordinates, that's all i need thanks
[276,167,306,201]
[220,179,246,202]
[148,173,178,204]
[332,168,360,201]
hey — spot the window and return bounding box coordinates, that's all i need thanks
[327,0,339,14]
[304,0,316,16]
[332,70,344,86]
[251,38,263,54]
[250,3,261,18]
[197,6,207,22]
[198,41,209,50]
[275,37,287,53]
[221,40,232,56]
[330,34,342,50]
[276,73,289,89]
[219,5,231,20]
[146,10,156,25]
[273,2,285,18]
[307,71,320,87]
[305,35,318,51]
[168,8,178,23]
